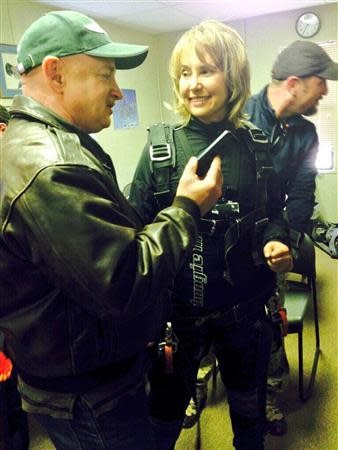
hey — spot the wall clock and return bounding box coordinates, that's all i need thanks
[296,12,320,38]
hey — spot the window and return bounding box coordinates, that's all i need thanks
[308,41,337,173]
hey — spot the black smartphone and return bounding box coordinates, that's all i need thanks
[196,129,237,177]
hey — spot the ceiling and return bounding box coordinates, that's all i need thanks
[35,0,335,34]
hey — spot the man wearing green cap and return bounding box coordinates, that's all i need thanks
[0,10,223,449]
[245,40,338,436]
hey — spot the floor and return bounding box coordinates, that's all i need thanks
[27,248,338,449]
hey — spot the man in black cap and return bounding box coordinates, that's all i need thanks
[0,10,222,450]
[245,40,338,436]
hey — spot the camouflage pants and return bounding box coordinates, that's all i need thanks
[266,274,289,432]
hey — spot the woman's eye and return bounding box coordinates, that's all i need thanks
[201,67,214,75]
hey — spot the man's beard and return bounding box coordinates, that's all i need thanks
[303,105,318,116]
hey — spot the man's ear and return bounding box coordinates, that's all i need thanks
[41,56,65,93]
[0,123,7,134]
[285,76,301,97]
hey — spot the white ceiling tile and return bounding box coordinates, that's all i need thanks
[34,0,335,33]
[113,6,201,34]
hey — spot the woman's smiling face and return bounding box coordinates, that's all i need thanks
[178,46,228,124]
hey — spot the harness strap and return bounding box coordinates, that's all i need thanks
[148,123,176,209]
[237,125,274,266]
[223,208,269,282]
[266,289,288,334]
[279,308,288,336]
[175,126,194,164]
[239,125,273,205]
[157,322,178,374]
[174,287,272,328]
[198,218,229,236]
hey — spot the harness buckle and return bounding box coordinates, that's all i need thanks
[257,165,274,179]
[195,316,206,327]
[150,143,171,162]
[210,219,216,236]
[248,129,268,144]
[233,303,241,322]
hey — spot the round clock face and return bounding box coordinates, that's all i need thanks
[296,13,320,38]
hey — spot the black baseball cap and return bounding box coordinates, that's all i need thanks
[16,10,148,74]
[272,40,338,80]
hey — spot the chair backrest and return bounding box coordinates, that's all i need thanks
[291,233,316,279]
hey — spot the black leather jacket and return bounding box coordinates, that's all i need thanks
[0,95,200,382]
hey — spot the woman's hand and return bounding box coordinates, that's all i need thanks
[263,241,293,273]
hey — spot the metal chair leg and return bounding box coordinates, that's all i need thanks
[298,319,321,401]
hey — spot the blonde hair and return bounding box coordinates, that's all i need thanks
[169,20,250,127]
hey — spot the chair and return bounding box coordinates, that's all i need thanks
[284,232,320,401]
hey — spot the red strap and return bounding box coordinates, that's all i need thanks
[0,351,13,382]
[279,308,288,336]
[164,344,174,374]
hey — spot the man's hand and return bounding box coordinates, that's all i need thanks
[263,241,293,273]
[176,156,223,216]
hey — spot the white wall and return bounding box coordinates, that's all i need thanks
[1,1,337,219]
[156,3,338,222]
[0,0,162,189]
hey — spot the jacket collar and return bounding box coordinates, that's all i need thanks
[10,95,116,174]
[10,95,80,133]
[259,85,308,128]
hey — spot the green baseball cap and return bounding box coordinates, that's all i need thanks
[16,10,149,74]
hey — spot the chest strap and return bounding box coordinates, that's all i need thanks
[148,123,176,209]
[237,125,274,266]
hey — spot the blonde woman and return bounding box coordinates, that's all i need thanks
[130,20,292,449]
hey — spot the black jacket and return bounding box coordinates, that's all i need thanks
[245,86,318,233]
[0,95,200,383]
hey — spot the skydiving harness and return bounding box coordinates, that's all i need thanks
[148,122,278,369]
[148,121,273,259]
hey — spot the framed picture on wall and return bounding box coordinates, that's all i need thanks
[113,89,139,129]
[0,44,21,97]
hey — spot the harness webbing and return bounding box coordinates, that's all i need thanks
[148,123,176,209]
[148,122,273,276]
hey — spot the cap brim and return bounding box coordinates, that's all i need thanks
[85,42,148,69]
[316,61,338,80]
